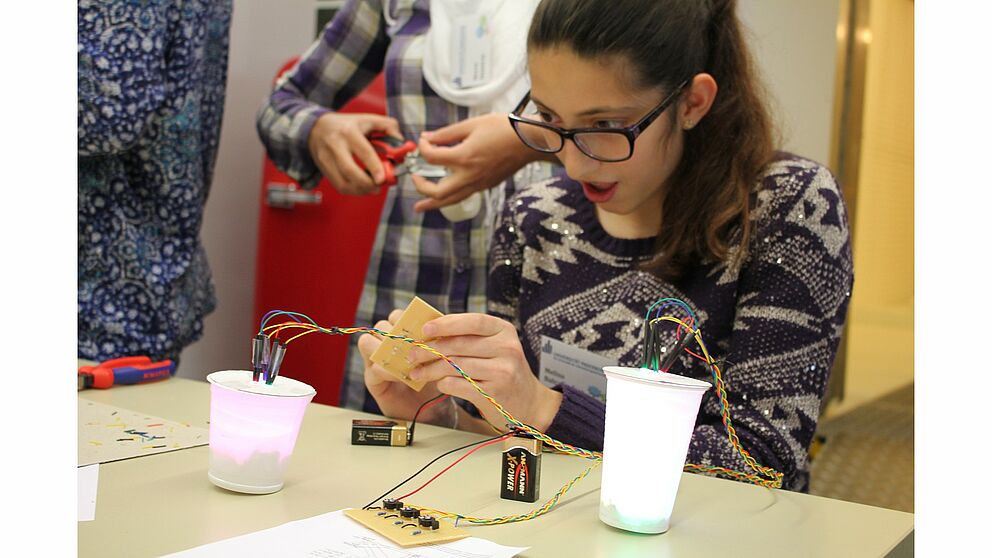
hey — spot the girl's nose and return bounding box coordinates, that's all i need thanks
[556,140,600,181]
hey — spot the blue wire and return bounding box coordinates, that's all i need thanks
[258,310,313,334]
[644,297,696,323]
[643,298,697,373]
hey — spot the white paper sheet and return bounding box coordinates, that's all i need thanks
[164,509,528,558]
[78,464,99,522]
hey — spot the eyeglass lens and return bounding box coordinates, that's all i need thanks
[513,100,632,162]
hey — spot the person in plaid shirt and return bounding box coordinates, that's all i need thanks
[256,0,554,411]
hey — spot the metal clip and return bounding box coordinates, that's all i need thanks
[266,182,323,209]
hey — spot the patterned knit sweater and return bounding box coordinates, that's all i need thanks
[486,155,853,491]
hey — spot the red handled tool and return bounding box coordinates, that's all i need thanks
[358,133,418,187]
[356,133,448,187]
[78,356,176,390]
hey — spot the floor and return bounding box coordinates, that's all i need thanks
[809,383,914,513]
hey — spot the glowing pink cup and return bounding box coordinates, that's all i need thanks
[206,370,316,494]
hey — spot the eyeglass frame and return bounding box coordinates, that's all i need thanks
[507,78,692,163]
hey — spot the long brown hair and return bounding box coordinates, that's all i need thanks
[528,0,776,280]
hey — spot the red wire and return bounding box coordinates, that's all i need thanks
[419,394,450,414]
[396,433,514,501]
[675,318,709,365]
[686,351,707,362]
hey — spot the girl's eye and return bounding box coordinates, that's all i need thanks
[593,119,626,129]
[537,110,555,123]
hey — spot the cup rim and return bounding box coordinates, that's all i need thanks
[603,366,711,391]
[207,370,316,398]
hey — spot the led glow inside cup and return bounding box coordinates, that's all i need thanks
[599,366,710,534]
[206,370,316,494]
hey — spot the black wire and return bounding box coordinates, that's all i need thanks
[361,432,509,510]
[407,393,448,444]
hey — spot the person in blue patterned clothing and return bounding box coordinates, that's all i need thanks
[362,0,854,492]
[77,0,232,364]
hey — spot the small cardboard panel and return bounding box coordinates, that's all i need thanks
[369,297,444,391]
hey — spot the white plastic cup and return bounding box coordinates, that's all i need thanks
[206,370,316,494]
[599,366,710,534]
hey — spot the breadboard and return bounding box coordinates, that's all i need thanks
[343,507,470,547]
[369,296,444,391]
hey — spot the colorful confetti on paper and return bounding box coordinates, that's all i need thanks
[78,399,208,466]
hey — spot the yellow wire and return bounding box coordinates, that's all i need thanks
[413,461,601,525]
[260,312,783,525]
[651,316,783,487]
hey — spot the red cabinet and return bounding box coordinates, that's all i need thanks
[254,60,387,405]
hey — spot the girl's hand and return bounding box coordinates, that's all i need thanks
[405,313,563,431]
[411,112,541,212]
[358,310,448,423]
[307,112,403,195]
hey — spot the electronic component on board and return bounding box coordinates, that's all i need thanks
[352,419,410,446]
[344,507,468,547]
[417,515,440,530]
[500,435,542,503]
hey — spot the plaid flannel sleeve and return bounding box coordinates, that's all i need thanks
[255,0,390,188]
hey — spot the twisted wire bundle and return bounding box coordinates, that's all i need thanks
[257,301,782,526]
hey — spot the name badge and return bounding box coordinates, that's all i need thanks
[538,336,616,403]
[451,14,492,88]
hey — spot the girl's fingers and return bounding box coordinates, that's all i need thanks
[409,355,494,384]
[365,319,394,339]
[422,313,506,338]
[435,376,488,408]
[411,176,478,212]
[357,328,384,360]
[407,334,501,365]
[419,119,472,148]
[388,309,403,324]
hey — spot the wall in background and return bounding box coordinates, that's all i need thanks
[177,1,314,380]
[738,0,840,166]
[833,0,915,414]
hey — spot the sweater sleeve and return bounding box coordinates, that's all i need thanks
[685,161,854,491]
[255,0,390,188]
[545,384,607,452]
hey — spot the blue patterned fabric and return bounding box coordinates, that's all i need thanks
[77,0,232,362]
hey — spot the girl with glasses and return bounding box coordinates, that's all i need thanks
[360,0,853,492]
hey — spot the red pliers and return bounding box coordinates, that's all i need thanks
[357,133,448,187]
[359,133,418,188]
[78,356,176,390]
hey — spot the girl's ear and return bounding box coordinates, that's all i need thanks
[679,73,718,130]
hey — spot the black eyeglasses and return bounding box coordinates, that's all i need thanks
[508,79,690,163]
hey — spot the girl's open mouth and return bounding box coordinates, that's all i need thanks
[581,181,618,203]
